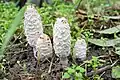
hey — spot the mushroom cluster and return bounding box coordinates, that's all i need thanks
[24,5,87,67]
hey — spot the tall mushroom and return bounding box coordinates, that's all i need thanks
[24,5,44,59]
[73,39,87,61]
[53,17,71,67]
[24,5,53,60]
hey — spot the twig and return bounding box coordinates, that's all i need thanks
[99,71,105,79]
[98,54,110,58]
[106,16,120,20]
[48,57,54,73]
[111,59,119,67]
[12,30,24,44]
[80,62,86,66]
[108,50,113,64]
[87,59,119,77]
[85,64,87,76]
[7,50,29,54]
[6,41,26,48]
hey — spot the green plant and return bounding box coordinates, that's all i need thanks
[0,2,19,46]
[115,46,120,55]
[0,0,31,55]
[85,56,103,80]
[0,6,26,55]
[82,29,93,40]
[0,61,6,79]
[87,56,102,71]
[80,0,117,14]
[62,64,85,80]
[93,75,104,80]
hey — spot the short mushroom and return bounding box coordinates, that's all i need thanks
[73,39,87,61]
[35,34,53,60]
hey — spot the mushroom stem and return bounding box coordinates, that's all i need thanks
[60,57,68,68]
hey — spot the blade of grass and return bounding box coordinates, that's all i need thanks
[0,6,26,55]
[0,0,32,56]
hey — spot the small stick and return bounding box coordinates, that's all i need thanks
[48,57,54,73]
[85,64,87,76]
[7,50,29,54]
[6,41,26,48]
[99,71,105,79]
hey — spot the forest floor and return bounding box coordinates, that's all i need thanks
[0,2,120,80]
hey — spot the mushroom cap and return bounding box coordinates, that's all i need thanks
[24,5,43,47]
[53,17,71,58]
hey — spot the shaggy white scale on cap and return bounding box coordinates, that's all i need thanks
[53,17,70,67]
[35,34,53,60]
[73,39,87,61]
[24,5,43,47]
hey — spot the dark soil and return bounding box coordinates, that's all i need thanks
[0,37,119,80]
[1,40,64,80]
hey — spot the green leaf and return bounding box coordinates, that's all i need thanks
[75,66,85,73]
[80,68,85,73]
[88,38,120,47]
[62,72,70,79]
[93,64,98,68]
[96,25,120,34]
[115,46,120,55]
[75,66,81,71]
[115,51,120,55]
[67,68,76,74]
[75,72,83,78]
[115,47,120,50]
[72,64,76,69]
[92,56,98,61]
[112,66,120,78]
